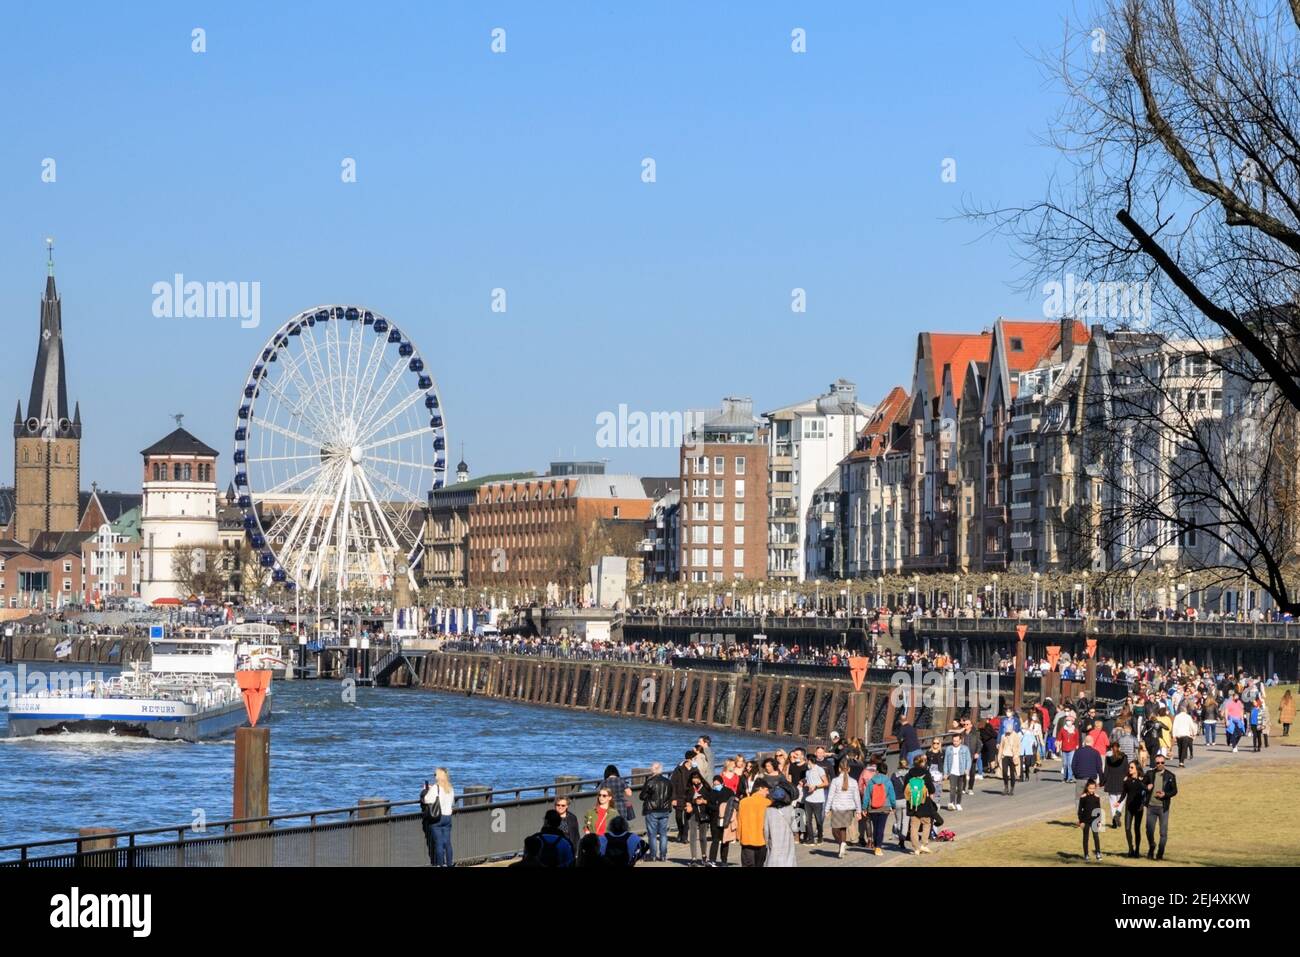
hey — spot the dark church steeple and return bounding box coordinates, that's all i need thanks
[16,239,79,440]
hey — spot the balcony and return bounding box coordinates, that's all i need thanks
[1009,499,1033,516]
[1009,530,1034,549]
[1010,472,1033,492]
[769,505,797,519]
[1011,412,1040,432]
[1010,442,1036,464]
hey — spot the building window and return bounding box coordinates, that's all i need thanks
[734,480,745,498]
[712,503,723,521]
[733,549,745,568]
[63,579,72,592]
[63,561,72,573]
[712,480,723,498]
[1010,337,1024,352]
[713,456,724,474]
[802,418,826,440]
[712,526,723,545]
[734,503,744,521]
[735,526,745,545]
[712,549,723,568]
[735,456,745,475]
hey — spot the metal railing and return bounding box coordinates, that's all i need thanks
[911,616,1300,641]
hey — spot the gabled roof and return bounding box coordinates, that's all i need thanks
[29,530,95,555]
[1000,319,1090,374]
[78,489,143,530]
[140,428,219,458]
[843,386,910,462]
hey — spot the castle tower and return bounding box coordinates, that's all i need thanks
[13,241,82,545]
[139,422,220,604]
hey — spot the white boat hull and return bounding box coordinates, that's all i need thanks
[6,695,270,743]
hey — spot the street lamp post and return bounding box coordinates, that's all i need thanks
[1032,571,1041,616]
[1129,568,1138,618]
[952,574,960,613]
[992,573,1000,614]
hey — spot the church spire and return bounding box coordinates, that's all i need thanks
[16,239,79,440]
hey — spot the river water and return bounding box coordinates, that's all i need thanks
[0,663,781,848]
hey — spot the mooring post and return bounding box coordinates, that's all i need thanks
[233,725,270,832]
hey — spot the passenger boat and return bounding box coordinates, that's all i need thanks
[6,634,271,742]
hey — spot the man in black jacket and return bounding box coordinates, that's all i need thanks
[638,761,674,862]
[552,795,581,856]
[1142,755,1178,860]
[669,750,697,843]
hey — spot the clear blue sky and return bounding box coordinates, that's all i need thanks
[0,1,1080,495]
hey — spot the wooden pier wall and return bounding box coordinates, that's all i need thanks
[409,652,923,745]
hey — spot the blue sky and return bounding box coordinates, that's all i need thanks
[0,1,1081,495]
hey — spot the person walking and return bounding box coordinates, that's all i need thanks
[1077,779,1103,862]
[1249,700,1264,752]
[825,761,862,859]
[736,779,771,868]
[943,732,970,811]
[1201,694,1219,747]
[1172,707,1197,766]
[1280,689,1295,737]
[1142,754,1178,860]
[861,760,896,856]
[1071,734,1104,805]
[801,748,829,844]
[1224,693,1246,752]
[1259,699,1272,749]
[1019,717,1042,782]
[420,767,455,867]
[637,761,673,862]
[997,721,1022,795]
[889,761,911,852]
[904,754,937,854]
[1057,713,1080,783]
[705,774,738,867]
[1102,741,1127,829]
[1121,761,1146,858]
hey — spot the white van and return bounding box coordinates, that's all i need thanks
[474,623,500,638]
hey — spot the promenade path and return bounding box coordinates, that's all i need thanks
[642,739,1297,868]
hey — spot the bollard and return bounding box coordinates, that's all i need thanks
[78,827,118,866]
[554,775,581,796]
[462,785,491,807]
[233,726,271,832]
[357,797,390,819]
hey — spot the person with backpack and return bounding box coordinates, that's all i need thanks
[638,761,673,862]
[861,760,896,856]
[420,767,454,867]
[943,732,970,811]
[599,815,646,866]
[533,809,575,868]
[904,754,937,855]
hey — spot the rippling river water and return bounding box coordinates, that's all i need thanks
[0,663,781,847]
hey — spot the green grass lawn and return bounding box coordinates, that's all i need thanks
[916,754,1300,867]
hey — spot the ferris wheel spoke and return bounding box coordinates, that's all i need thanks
[261,458,329,497]
[356,356,411,439]
[252,416,323,450]
[276,347,337,437]
[300,321,341,425]
[257,373,332,441]
[362,425,433,453]
[357,387,427,446]
[364,455,438,471]
[307,467,351,591]
[352,464,407,552]
[246,453,323,465]
[349,469,397,582]
[361,466,422,547]
[353,331,389,426]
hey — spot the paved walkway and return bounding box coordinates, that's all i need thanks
[642,740,1296,868]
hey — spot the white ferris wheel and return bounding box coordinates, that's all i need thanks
[232,305,446,595]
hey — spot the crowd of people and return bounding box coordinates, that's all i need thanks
[438,661,1290,868]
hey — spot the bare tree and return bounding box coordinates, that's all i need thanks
[171,543,229,601]
[969,0,1300,609]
